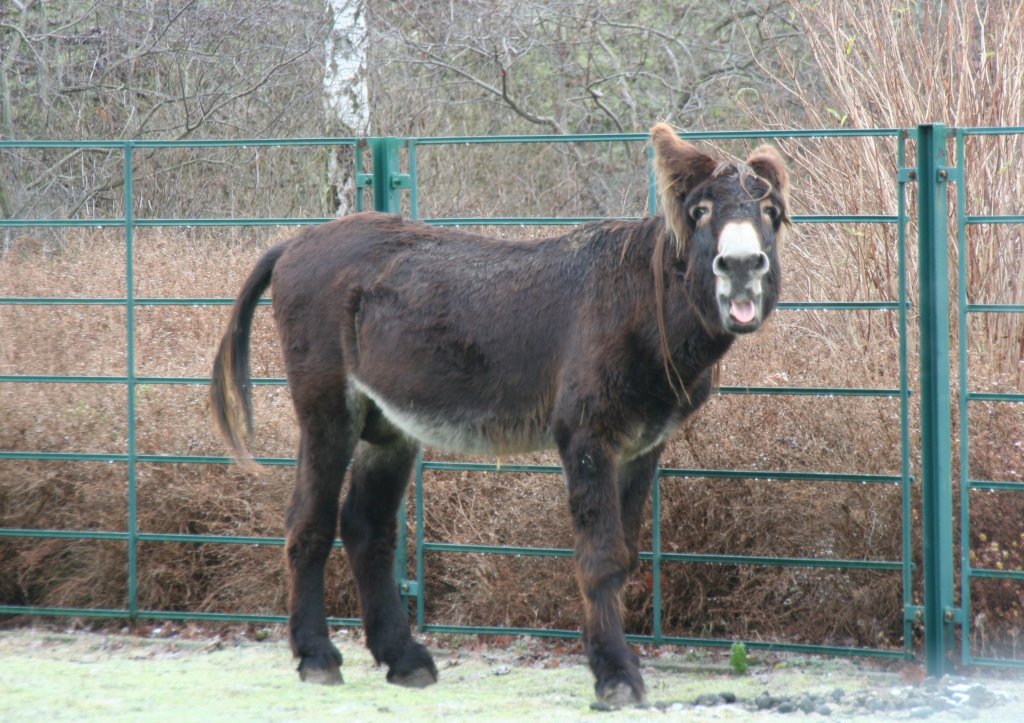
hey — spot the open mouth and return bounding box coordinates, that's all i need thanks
[722,298,761,332]
[729,299,757,325]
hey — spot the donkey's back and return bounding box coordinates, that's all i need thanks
[268,211,663,456]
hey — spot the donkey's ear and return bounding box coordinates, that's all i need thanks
[650,123,717,247]
[746,145,789,200]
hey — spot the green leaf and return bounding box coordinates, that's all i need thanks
[730,641,749,675]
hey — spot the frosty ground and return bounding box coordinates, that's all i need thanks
[1,626,1021,721]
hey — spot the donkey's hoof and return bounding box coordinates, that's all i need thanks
[598,680,646,707]
[386,642,439,688]
[298,661,343,685]
[387,665,438,689]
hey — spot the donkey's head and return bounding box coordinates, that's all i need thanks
[651,123,788,336]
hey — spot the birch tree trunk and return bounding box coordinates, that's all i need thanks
[324,0,369,216]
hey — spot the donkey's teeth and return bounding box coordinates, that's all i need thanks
[730,300,756,324]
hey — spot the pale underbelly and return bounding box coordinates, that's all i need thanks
[350,377,554,455]
[349,378,677,461]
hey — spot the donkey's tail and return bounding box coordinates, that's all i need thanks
[210,241,288,472]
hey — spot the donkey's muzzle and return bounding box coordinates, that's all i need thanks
[713,248,771,334]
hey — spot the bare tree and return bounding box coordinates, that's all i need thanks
[364,0,799,136]
[0,0,808,224]
[1,1,334,222]
[324,0,368,215]
[359,0,803,219]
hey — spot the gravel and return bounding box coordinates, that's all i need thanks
[595,677,1012,720]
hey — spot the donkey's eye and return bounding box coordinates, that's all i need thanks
[763,205,780,222]
[689,205,709,222]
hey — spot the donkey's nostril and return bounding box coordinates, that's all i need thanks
[714,252,769,279]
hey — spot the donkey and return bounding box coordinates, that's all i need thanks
[210,124,788,704]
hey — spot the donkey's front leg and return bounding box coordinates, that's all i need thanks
[558,433,645,705]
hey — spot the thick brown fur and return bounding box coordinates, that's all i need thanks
[210,125,788,704]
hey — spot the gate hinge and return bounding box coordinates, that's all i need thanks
[399,579,420,597]
[898,167,918,183]
[355,173,374,188]
[904,605,924,623]
[904,605,963,626]
[898,166,961,184]
[390,173,412,189]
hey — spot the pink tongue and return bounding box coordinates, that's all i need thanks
[730,300,756,324]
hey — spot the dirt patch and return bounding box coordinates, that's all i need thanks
[1,627,1022,721]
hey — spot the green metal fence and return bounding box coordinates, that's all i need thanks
[0,125,1016,672]
[0,137,366,628]
[952,126,1024,670]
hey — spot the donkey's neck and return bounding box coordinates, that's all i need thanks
[666,316,734,381]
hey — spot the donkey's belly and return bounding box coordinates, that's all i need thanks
[349,377,554,455]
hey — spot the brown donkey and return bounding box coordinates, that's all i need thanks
[211,124,788,704]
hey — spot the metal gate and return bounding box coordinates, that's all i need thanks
[0,125,1020,673]
[947,126,1024,671]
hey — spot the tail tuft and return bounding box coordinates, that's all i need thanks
[209,241,288,472]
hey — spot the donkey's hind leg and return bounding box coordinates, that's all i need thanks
[340,427,437,688]
[618,446,662,575]
[286,390,357,685]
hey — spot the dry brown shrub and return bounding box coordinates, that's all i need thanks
[758,0,1024,376]
[746,0,1024,656]
[0,141,924,661]
[0,210,915,651]
[959,396,1024,655]
[3,44,1022,652]
[418,466,578,630]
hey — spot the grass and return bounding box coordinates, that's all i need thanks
[0,628,898,722]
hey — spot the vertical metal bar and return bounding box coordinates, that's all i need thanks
[371,137,404,214]
[651,468,663,644]
[124,142,139,621]
[409,141,419,220]
[897,130,915,656]
[396,494,409,601]
[647,143,658,215]
[354,140,365,212]
[955,130,972,666]
[415,450,426,629]
[369,136,416,603]
[916,123,956,676]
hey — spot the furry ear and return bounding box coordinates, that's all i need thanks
[745,144,789,201]
[650,123,717,249]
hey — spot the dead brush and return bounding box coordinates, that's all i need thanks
[0,201,937,650]
[745,0,1024,654]
[758,0,1024,378]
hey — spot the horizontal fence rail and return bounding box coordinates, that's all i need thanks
[4,125,1016,671]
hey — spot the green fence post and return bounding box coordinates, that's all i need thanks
[123,141,140,623]
[916,123,957,676]
[369,137,417,603]
[415,450,426,630]
[954,130,973,668]
[370,136,407,215]
[651,468,663,644]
